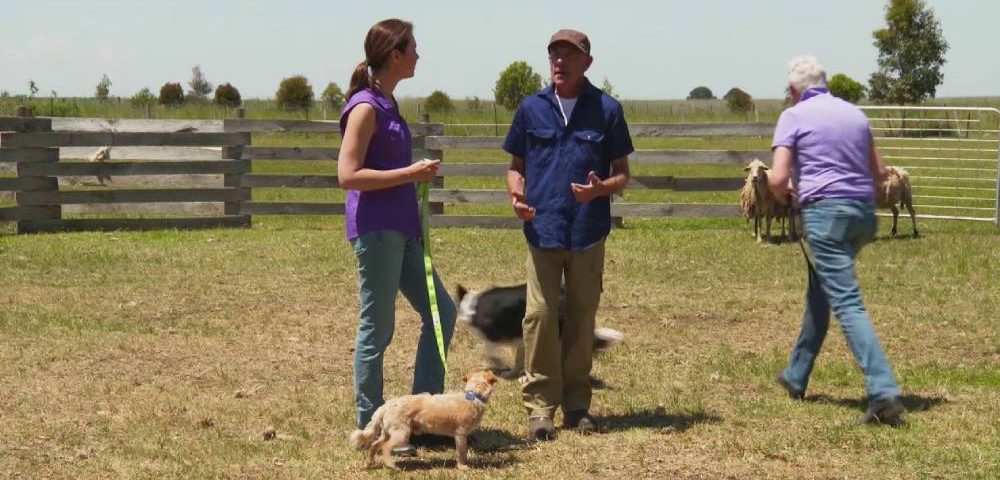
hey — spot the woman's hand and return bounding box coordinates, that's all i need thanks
[407,158,441,183]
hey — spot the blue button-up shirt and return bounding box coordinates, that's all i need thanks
[503,79,634,250]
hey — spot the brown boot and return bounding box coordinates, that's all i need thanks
[527,416,555,441]
[563,410,596,434]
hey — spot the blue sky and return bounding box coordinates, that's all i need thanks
[2,0,997,100]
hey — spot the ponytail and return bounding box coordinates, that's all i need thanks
[347,59,372,101]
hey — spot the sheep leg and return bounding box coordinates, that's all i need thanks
[890,205,900,237]
[764,214,772,242]
[904,200,919,238]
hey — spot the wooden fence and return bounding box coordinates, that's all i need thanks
[1,116,772,233]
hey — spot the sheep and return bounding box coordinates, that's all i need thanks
[740,159,795,243]
[89,146,112,184]
[876,166,918,237]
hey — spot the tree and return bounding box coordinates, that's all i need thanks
[213,83,242,108]
[276,75,314,111]
[828,73,866,103]
[600,77,619,99]
[96,74,112,102]
[158,82,184,105]
[868,0,948,104]
[130,87,157,107]
[424,90,454,113]
[321,82,345,110]
[188,65,213,102]
[28,80,39,98]
[725,87,753,113]
[494,61,542,111]
[687,86,715,100]
[466,96,484,112]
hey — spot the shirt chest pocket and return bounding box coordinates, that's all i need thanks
[571,129,605,162]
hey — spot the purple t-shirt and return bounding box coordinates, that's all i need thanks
[771,88,875,205]
[339,88,420,240]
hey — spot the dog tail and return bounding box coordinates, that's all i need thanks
[348,404,386,449]
[593,327,624,352]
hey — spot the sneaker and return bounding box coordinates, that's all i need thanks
[390,444,416,457]
[527,416,556,441]
[775,372,804,400]
[562,410,596,434]
[858,397,905,426]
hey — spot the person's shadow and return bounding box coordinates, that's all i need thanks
[596,407,722,433]
[805,393,947,413]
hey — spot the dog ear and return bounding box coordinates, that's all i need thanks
[462,372,469,382]
[456,284,468,302]
[487,370,498,384]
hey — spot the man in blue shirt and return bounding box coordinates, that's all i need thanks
[503,28,633,441]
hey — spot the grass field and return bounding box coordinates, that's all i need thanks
[1,213,998,479]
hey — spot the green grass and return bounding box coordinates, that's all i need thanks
[1,216,998,479]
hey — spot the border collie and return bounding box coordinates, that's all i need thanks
[457,284,623,379]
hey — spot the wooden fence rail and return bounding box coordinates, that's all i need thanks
[2,117,766,233]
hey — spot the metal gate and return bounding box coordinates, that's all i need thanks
[861,106,1000,226]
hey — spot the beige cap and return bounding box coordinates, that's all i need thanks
[548,29,590,55]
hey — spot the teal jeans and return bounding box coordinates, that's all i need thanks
[350,230,456,428]
[781,199,900,401]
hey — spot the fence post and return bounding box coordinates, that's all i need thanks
[221,142,252,228]
[413,123,445,215]
[4,112,59,233]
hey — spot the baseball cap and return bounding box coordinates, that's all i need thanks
[548,29,590,55]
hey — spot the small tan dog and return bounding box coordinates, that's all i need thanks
[348,369,498,470]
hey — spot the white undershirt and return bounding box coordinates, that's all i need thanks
[556,94,578,126]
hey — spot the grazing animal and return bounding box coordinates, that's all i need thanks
[89,146,112,184]
[348,369,498,470]
[456,284,623,379]
[741,159,796,242]
[876,166,918,237]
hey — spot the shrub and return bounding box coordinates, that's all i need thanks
[494,61,542,111]
[466,96,484,112]
[213,83,242,108]
[725,87,753,113]
[828,73,866,103]
[321,82,345,110]
[424,90,454,113]
[131,87,157,107]
[276,75,314,111]
[687,86,715,100]
[158,82,184,105]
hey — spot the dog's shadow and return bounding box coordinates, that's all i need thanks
[805,393,947,413]
[597,408,722,433]
[394,452,520,471]
[469,427,532,453]
[870,232,920,243]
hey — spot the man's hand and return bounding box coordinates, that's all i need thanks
[511,191,535,220]
[570,171,606,203]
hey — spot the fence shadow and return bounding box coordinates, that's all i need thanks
[596,408,722,433]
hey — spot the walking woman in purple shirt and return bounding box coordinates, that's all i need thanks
[338,19,456,450]
[768,55,905,425]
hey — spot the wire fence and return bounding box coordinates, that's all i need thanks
[861,106,1000,225]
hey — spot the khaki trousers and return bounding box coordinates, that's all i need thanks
[522,239,605,418]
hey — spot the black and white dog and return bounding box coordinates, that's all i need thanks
[456,284,623,379]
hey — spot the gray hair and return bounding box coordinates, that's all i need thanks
[787,55,827,91]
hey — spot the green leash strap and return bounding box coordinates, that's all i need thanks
[416,181,448,376]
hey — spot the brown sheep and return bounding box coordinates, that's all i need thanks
[876,166,918,237]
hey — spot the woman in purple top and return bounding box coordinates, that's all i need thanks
[768,55,904,426]
[338,19,456,447]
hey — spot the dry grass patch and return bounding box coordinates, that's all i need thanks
[1,218,997,479]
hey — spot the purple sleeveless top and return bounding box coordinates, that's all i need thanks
[339,88,420,240]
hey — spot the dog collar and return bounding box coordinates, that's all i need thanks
[464,390,487,403]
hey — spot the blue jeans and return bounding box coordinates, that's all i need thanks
[782,199,900,401]
[350,230,456,428]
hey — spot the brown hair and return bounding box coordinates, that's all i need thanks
[346,19,413,100]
